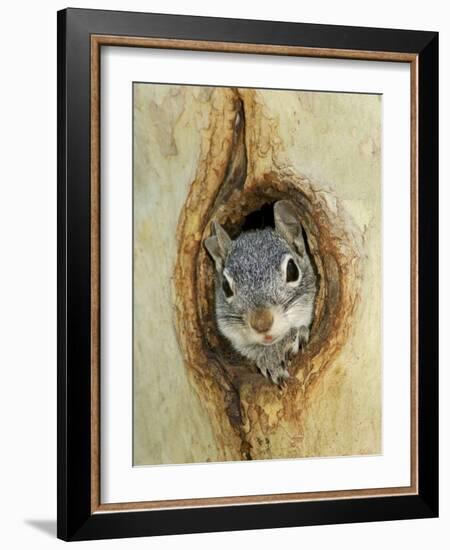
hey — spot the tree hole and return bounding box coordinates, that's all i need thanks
[195,184,341,392]
[240,202,275,231]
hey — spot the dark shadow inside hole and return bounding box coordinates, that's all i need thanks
[240,202,275,231]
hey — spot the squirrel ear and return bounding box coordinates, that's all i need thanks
[204,220,232,271]
[213,220,232,256]
[274,200,306,257]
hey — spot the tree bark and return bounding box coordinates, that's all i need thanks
[134,84,381,465]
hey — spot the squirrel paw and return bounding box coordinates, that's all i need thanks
[298,326,310,351]
[257,364,269,379]
[269,365,290,387]
[286,333,300,361]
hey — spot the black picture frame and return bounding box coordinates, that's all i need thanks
[57,7,438,541]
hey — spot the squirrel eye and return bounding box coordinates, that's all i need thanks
[286,259,299,283]
[222,277,233,298]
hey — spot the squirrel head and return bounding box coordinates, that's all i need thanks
[204,201,316,354]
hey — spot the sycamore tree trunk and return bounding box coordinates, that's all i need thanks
[133,84,381,465]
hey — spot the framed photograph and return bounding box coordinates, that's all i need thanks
[57,8,438,541]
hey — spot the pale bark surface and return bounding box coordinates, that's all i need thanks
[133,83,381,465]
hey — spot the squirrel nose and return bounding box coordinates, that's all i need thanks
[249,308,273,333]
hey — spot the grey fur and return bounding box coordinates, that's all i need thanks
[205,201,317,386]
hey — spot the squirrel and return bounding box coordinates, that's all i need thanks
[204,200,317,386]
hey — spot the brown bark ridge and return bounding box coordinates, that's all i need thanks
[173,87,365,461]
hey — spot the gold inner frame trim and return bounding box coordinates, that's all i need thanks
[90,34,419,514]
